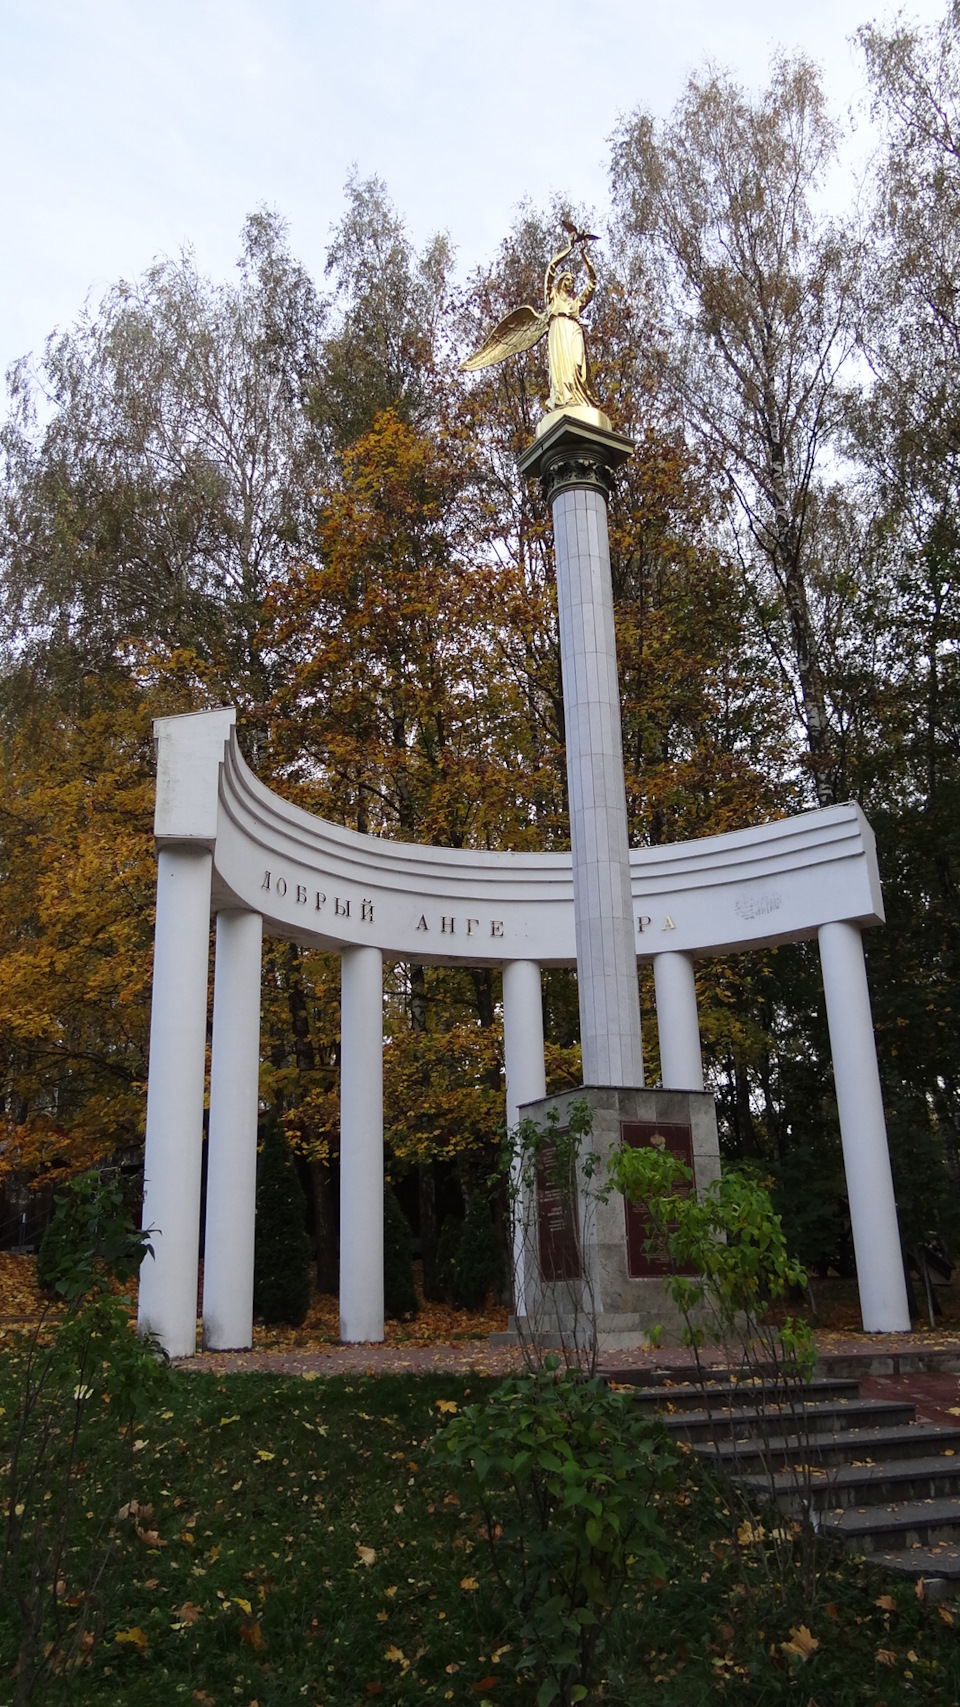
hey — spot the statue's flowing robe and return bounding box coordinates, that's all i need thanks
[547,300,599,410]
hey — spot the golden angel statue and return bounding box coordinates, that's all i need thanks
[461,223,603,417]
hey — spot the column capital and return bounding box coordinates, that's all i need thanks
[518,411,634,506]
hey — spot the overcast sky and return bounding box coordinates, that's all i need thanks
[0,0,948,384]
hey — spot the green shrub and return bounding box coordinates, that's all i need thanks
[2,1173,168,1705]
[434,1213,462,1304]
[384,1186,419,1320]
[36,1170,140,1300]
[253,1111,311,1326]
[450,1190,504,1311]
[435,1361,678,1706]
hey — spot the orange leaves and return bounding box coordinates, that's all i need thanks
[239,1619,265,1651]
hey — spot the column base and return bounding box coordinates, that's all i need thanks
[514,1084,721,1350]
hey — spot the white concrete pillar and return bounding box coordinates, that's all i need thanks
[818,920,911,1332]
[552,484,644,1088]
[653,951,704,1092]
[339,945,384,1343]
[138,845,213,1358]
[502,960,547,1317]
[202,909,263,1350]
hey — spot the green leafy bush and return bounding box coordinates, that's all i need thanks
[435,1360,677,1706]
[433,1213,462,1303]
[253,1110,311,1326]
[383,1186,419,1320]
[450,1189,503,1311]
[36,1170,141,1301]
[606,1145,814,1373]
[1,1173,168,1705]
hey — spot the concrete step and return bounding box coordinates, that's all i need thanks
[698,1421,960,1472]
[625,1377,861,1413]
[738,1455,960,1511]
[660,1396,916,1444]
[871,1546,960,1595]
[818,1496,960,1554]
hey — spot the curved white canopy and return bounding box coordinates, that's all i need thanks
[154,707,884,966]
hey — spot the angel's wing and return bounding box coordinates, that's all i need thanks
[460,305,548,372]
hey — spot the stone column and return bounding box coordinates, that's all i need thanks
[520,415,643,1088]
[818,920,910,1332]
[502,959,547,1317]
[138,845,213,1358]
[653,951,704,1092]
[202,909,263,1351]
[339,944,384,1343]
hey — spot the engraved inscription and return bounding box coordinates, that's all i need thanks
[536,1141,581,1282]
[735,892,782,921]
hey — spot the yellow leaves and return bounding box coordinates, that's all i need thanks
[780,1624,819,1662]
[435,1399,458,1414]
[938,1605,955,1626]
[234,1597,253,1616]
[385,1585,397,1598]
[875,1594,897,1612]
[255,1449,275,1461]
[114,1626,149,1650]
[357,1544,377,1567]
[385,1643,407,1666]
[460,1576,479,1592]
[219,1414,240,1427]
[736,1520,764,1545]
[239,1620,266,1650]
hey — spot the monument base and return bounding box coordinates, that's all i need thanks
[513,1084,721,1350]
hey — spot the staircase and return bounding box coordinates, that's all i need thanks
[605,1364,960,1593]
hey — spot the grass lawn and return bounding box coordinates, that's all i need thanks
[3,1363,960,1705]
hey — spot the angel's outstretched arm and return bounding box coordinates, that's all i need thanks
[577,244,597,311]
[544,235,576,302]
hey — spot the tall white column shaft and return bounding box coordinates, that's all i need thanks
[502,960,547,1318]
[138,845,213,1357]
[339,945,384,1343]
[202,910,263,1351]
[818,921,910,1332]
[653,951,704,1092]
[552,484,644,1087]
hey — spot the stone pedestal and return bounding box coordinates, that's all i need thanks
[515,1085,721,1349]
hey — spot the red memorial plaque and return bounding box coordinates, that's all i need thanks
[536,1140,582,1282]
[621,1120,695,1278]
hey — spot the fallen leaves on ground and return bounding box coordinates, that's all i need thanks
[781,1625,819,1661]
[114,1626,149,1650]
